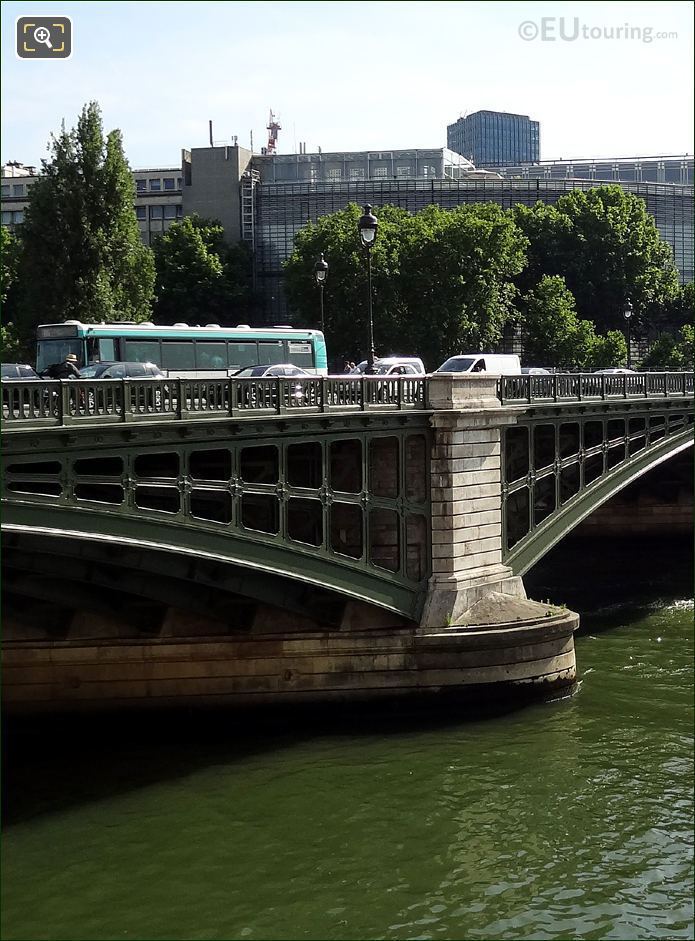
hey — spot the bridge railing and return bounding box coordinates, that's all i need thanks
[498,372,694,404]
[1,375,428,427]
[4,372,692,427]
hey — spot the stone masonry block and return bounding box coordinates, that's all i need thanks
[431,500,502,519]
[433,430,502,447]
[430,491,500,510]
[431,544,503,573]
[431,455,501,475]
[431,522,501,546]
[441,534,503,558]
[432,442,501,459]
[431,508,500,529]
[433,470,500,490]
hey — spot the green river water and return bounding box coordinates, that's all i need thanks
[2,536,693,941]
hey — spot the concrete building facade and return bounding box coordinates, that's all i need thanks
[181,145,254,242]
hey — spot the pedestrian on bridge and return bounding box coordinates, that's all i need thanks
[42,353,81,380]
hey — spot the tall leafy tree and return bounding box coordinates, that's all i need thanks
[152,215,253,325]
[284,203,411,364]
[1,227,30,361]
[17,101,154,337]
[1,225,20,307]
[284,202,525,369]
[398,203,526,367]
[641,324,694,369]
[657,281,694,333]
[513,186,680,335]
[521,274,627,369]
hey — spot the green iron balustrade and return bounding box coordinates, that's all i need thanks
[498,372,694,404]
[2,373,693,430]
[1,375,428,428]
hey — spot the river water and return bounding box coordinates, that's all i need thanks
[2,536,693,941]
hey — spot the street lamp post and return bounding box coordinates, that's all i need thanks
[357,204,378,372]
[313,253,328,334]
[623,301,633,369]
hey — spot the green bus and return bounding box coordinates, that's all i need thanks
[36,321,329,376]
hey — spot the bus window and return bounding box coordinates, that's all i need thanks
[258,341,284,365]
[161,341,195,370]
[196,342,227,369]
[286,340,314,368]
[227,342,258,369]
[124,340,161,365]
[98,338,117,362]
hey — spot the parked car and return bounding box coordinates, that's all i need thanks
[521,367,551,375]
[593,368,636,375]
[348,357,426,376]
[233,364,312,378]
[78,361,165,379]
[436,354,521,375]
[233,364,312,407]
[75,362,166,412]
[1,363,40,380]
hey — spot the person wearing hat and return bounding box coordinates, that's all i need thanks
[42,352,81,379]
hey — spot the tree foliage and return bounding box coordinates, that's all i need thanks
[513,187,680,335]
[657,281,694,333]
[284,202,526,369]
[588,330,629,370]
[0,323,27,362]
[641,324,694,370]
[1,224,31,360]
[284,186,681,370]
[520,275,627,369]
[16,101,154,337]
[1,226,20,307]
[152,215,253,325]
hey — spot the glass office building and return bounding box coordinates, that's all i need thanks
[447,111,540,167]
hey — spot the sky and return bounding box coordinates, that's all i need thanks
[1,0,693,169]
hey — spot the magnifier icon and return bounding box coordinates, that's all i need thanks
[33,26,53,48]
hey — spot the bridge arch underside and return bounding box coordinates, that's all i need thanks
[1,413,433,633]
[1,528,416,645]
[503,399,694,575]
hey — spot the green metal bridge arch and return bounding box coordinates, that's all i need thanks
[1,391,434,621]
[501,392,694,575]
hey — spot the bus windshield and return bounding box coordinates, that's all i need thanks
[36,339,83,373]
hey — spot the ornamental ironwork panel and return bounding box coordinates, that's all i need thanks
[2,422,432,614]
[502,400,694,572]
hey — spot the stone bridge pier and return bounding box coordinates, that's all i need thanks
[421,375,525,630]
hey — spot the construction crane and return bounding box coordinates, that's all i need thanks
[266,110,281,154]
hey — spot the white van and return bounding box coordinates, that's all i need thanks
[435,354,521,375]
